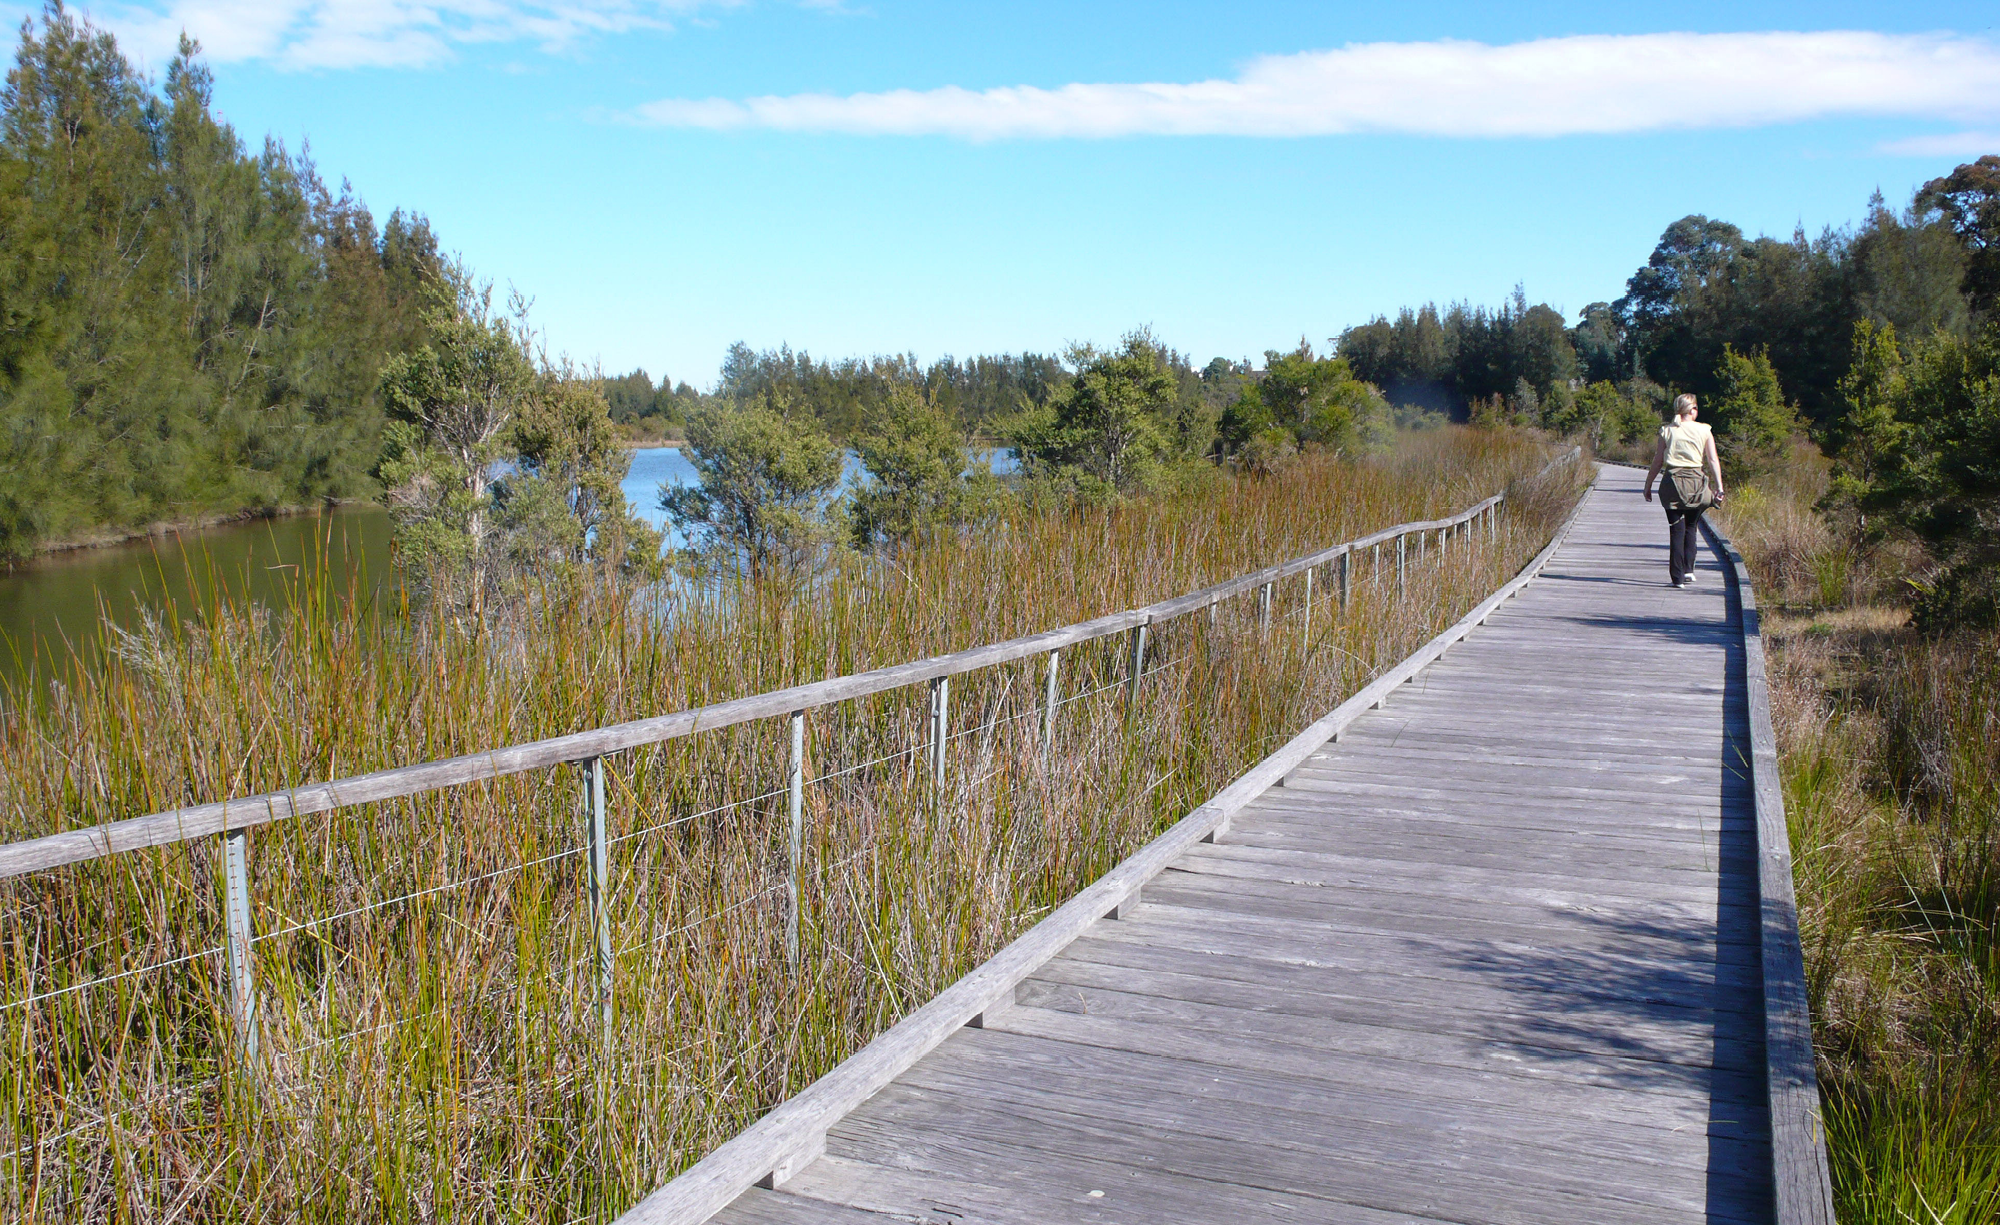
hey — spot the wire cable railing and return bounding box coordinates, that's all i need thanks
[0,448,1580,1124]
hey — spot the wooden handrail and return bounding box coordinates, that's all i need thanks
[0,452,1574,882]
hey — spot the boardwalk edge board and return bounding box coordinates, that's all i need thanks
[612,465,1598,1225]
[1701,511,1839,1225]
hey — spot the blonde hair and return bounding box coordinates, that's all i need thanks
[1672,393,1698,419]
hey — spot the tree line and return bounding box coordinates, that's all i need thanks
[1336,159,1999,625]
[657,329,1411,576]
[0,4,443,562]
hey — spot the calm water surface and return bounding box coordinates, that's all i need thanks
[0,446,1011,685]
[0,505,395,684]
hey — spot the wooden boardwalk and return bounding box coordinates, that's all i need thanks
[695,464,1777,1224]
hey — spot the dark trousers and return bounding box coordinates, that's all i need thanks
[1663,499,1705,583]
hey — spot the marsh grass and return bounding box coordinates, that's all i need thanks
[0,429,1579,1223]
[1720,475,2000,1225]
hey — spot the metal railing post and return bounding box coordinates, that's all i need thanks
[1124,622,1148,715]
[1300,566,1314,652]
[221,827,258,1065]
[1396,535,1407,599]
[786,713,804,963]
[583,756,613,1036]
[1041,649,1061,767]
[1258,582,1273,632]
[928,676,950,786]
[1338,549,1351,612]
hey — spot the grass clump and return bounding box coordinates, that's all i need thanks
[1719,458,2000,1225]
[0,428,1579,1223]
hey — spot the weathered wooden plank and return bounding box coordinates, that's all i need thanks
[906,1028,1771,1188]
[1183,842,1751,906]
[1238,797,1737,853]
[1267,775,1746,819]
[1233,811,1734,861]
[1255,799,1741,848]
[992,1000,1760,1136]
[1063,918,1763,1022]
[1162,854,1751,924]
[1200,825,1750,889]
[1140,870,1761,955]
[1287,756,1729,792]
[1332,718,1740,754]
[1029,947,1765,1070]
[1304,737,1732,772]
[716,1187,905,1224]
[1112,901,1762,991]
[837,1077,1764,1225]
[991,993,1765,1118]
[794,1137,1437,1224]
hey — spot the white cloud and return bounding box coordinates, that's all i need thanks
[1878,130,2000,158]
[628,31,2000,140]
[84,0,741,70]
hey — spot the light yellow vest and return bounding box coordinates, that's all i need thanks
[1660,419,1712,469]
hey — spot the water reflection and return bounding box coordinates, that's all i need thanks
[1,445,1019,689]
[0,505,393,688]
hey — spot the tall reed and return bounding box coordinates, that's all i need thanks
[0,429,1577,1223]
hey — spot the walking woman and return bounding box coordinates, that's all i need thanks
[1643,394,1725,588]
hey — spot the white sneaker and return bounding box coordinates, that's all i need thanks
[1685,572,1700,584]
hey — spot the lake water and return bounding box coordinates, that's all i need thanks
[0,446,1016,682]
[0,505,394,682]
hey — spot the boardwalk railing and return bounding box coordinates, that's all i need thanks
[0,447,1582,1181]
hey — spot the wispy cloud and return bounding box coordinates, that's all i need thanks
[87,0,740,69]
[629,31,2000,140]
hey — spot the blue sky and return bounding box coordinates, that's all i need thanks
[35,0,2000,387]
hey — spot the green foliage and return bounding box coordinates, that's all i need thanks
[716,342,1065,441]
[1216,385,1274,456]
[1544,380,1664,450]
[1859,326,2000,627]
[503,363,663,576]
[1614,188,1983,434]
[1336,290,1577,420]
[1009,329,1185,496]
[661,397,844,575]
[375,278,534,581]
[1917,155,2000,317]
[599,367,700,436]
[1214,342,1389,465]
[1257,342,1390,453]
[1822,321,1909,526]
[847,385,996,548]
[0,6,440,561]
[1711,344,1797,466]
